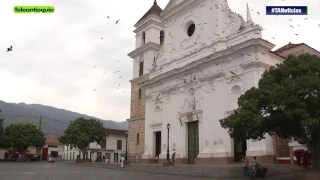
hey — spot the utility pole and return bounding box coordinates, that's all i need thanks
[39,115,42,129]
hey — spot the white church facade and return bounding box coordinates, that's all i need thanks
[127,0,320,165]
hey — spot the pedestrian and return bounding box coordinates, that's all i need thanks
[120,156,125,168]
[242,156,249,176]
[103,155,105,162]
[252,156,259,169]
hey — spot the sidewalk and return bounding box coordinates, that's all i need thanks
[72,162,294,179]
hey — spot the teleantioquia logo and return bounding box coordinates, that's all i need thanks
[14,6,55,14]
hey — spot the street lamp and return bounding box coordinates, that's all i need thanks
[125,131,128,161]
[166,123,170,162]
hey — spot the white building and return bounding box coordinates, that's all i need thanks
[62,128,127,163]
[128,0,320,165]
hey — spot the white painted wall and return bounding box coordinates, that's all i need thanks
[140,0,284,161]
[62,133,127,163]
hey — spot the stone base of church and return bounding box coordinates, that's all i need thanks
[140,158,158,164]
[195,157,234,165]
[140,156,275,165]
[246,155,275,164]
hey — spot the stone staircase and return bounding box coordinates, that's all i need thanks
[74,162,295,179]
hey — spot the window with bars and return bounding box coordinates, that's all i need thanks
[101,138,106,149]
[117,140,122,150]
[277,138,290,157]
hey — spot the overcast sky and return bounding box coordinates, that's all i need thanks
[0,0,319,122]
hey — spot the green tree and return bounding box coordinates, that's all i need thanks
[4,123,45,154]
[59,117,106,159]
[0,119,8,148]
[220,54,320,170]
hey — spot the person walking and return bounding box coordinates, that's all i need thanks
[120,156,125,168]
[242,156,249,176]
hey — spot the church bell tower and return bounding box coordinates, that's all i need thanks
[127,0,164,163]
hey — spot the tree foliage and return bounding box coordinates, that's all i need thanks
[59,117,106,159]
[220,54,320,169]
[4,123,45,153]
[0,119,8,148]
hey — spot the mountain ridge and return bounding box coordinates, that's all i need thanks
[0,100,128,138]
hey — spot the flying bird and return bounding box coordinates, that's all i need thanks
[272,37,275,39]
[101,37,103,40]
[116,84,120,89]
[116,19,120,24]
[6,45,13,52]
[297,24,300,27]
[290,25,294,28]
[104,72,108,74]
[304,18,308,20]
[119,77,123,78]
[289,19,292,21]
[229,71,237,76]
[294,33,298,36]
[93,89,97,91]
[318,24,320,27]
[114,71,120,73]
[93,65,96,67]
[257,12,260,15]
[107,16,109,19]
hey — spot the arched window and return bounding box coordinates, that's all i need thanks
[136,133,140,145]
[139,56,144,76]
[160,30,164,45]
[231,85,241,94]
[142,31,146,45]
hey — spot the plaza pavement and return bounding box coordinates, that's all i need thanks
[73,161,295,179]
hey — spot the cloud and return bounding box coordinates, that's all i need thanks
[0,0,319,122]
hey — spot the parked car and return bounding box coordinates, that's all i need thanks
[29,154,40,161]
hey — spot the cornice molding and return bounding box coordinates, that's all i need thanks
[130,74,150,84]
[179,110,203,124]
[142,38,273,87]
[134,19,163,33]
[240,60,271,69]
[127,116,145,122]
[128,42,162,59]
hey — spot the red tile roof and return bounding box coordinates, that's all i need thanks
[273,43,303,53]
[105,128,127,136]
[45,136,61,145]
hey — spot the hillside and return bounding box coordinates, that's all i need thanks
[0,100,128,138]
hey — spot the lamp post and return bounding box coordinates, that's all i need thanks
[125,131,128,161]
[166,123,170,162]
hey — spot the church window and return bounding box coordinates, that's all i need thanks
[138,89,142,99]
[136,133,140,145]
[142,31,146,44]
[160,30,164,45]
[139,56,144,76]
[187,23,195,37]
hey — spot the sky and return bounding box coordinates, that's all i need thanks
[0,0,319,122]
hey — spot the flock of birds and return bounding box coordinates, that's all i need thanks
[4,1,320,114]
